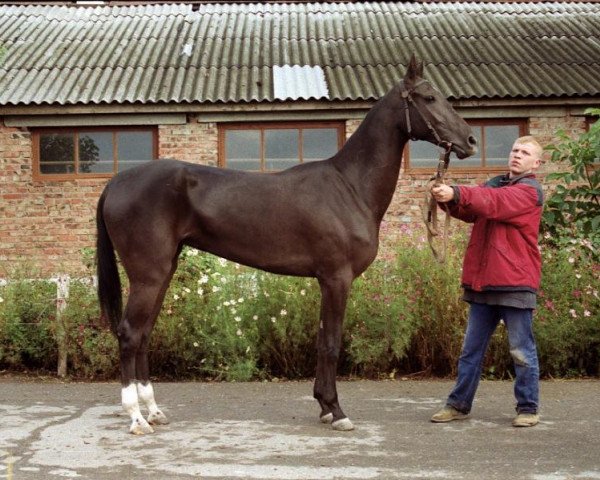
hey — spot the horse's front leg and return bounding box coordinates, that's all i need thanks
[314,271,354,431]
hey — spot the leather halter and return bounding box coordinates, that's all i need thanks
[400,79,450,150]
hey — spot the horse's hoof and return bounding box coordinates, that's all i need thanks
[148,410,169,425]
[332,418,354,431]
[320,413,334,424]
[130,418,155,435]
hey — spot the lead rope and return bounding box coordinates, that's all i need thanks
[422,142,452,263]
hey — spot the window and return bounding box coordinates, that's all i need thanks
[406,120,526,170]
[219,122,344,171]
[33,127,157,179]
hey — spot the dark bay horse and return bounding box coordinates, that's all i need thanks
[96,57,477,434]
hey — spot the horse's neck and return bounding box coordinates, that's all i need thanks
[333,103,408,222]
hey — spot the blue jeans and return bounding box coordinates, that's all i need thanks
[447,302,539,414]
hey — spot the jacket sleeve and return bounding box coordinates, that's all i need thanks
[438,186,477,223]
[454,183,541,226]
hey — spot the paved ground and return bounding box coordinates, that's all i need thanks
[1,377,599,480]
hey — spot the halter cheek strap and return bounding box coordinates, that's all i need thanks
[401,79,444,146]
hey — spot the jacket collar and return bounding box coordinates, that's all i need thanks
[500,172,536,186]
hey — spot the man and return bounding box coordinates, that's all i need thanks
[430,135,544,427]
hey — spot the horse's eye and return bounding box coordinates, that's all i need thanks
[425,95,435,103]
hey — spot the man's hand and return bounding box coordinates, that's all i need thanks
[431,184,455,203]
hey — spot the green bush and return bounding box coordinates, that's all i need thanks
[0,232,598,380]
[0,275,57,371]
[153,250,261,381]
[153,249,321,381]
[61,280,119,379]
[542,108,600,258]
[535,239,600,377]
[344,224,468,378]
[345,258,419,377]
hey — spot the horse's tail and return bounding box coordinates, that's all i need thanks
[96,189,122,335]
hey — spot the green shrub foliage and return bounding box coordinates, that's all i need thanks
[0,277,57,371]
[0,227,598,379]
[542,108,600,259]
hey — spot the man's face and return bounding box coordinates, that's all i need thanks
[508,141,541,178]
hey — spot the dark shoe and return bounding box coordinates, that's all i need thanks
[431,406,468,423]
[512,413,539,427]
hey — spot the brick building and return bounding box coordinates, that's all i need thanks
[0,1,599,276]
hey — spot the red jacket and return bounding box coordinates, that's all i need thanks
[447,173,543,293]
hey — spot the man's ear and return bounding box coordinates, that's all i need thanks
[405,54,424,85]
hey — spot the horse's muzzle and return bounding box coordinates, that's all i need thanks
[453,136,478,159]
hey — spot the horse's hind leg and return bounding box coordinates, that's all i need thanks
[137,367,169,427]
[135,278,176,427]
[119,256,178,435]
[135,313,169,428]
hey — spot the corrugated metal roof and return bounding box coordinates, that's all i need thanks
[0,2,599,106]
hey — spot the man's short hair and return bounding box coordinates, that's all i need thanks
[515,136,543,159]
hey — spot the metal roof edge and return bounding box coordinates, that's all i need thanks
[2,95,597,117]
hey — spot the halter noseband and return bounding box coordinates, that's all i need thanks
[401,79,450,150]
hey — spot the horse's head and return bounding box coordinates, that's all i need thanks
[398,56,477,159]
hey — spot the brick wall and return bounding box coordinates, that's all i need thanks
[0,114,587,277]
[0,119,219,277]
[0,123,105,276]
[159,119,218,166]
[529,114,587,177]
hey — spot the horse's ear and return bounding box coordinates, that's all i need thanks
[405,54,424,84]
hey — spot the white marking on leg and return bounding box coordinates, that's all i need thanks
[122,383,154,435]
[137,382,169,425]
[320,413,334,424]
[332,417,355,431]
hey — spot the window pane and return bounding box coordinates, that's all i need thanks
[226,130,261,170]
[265,129,298,170]
[79,132,113,174]
[408,141,441,168]
[39,133,75,174]
[408,140,484,168]
[117,131,153,172]
[485,125,519,166]
[302,128,338,162]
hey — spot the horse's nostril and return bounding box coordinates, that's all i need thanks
[468,136,477,146]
